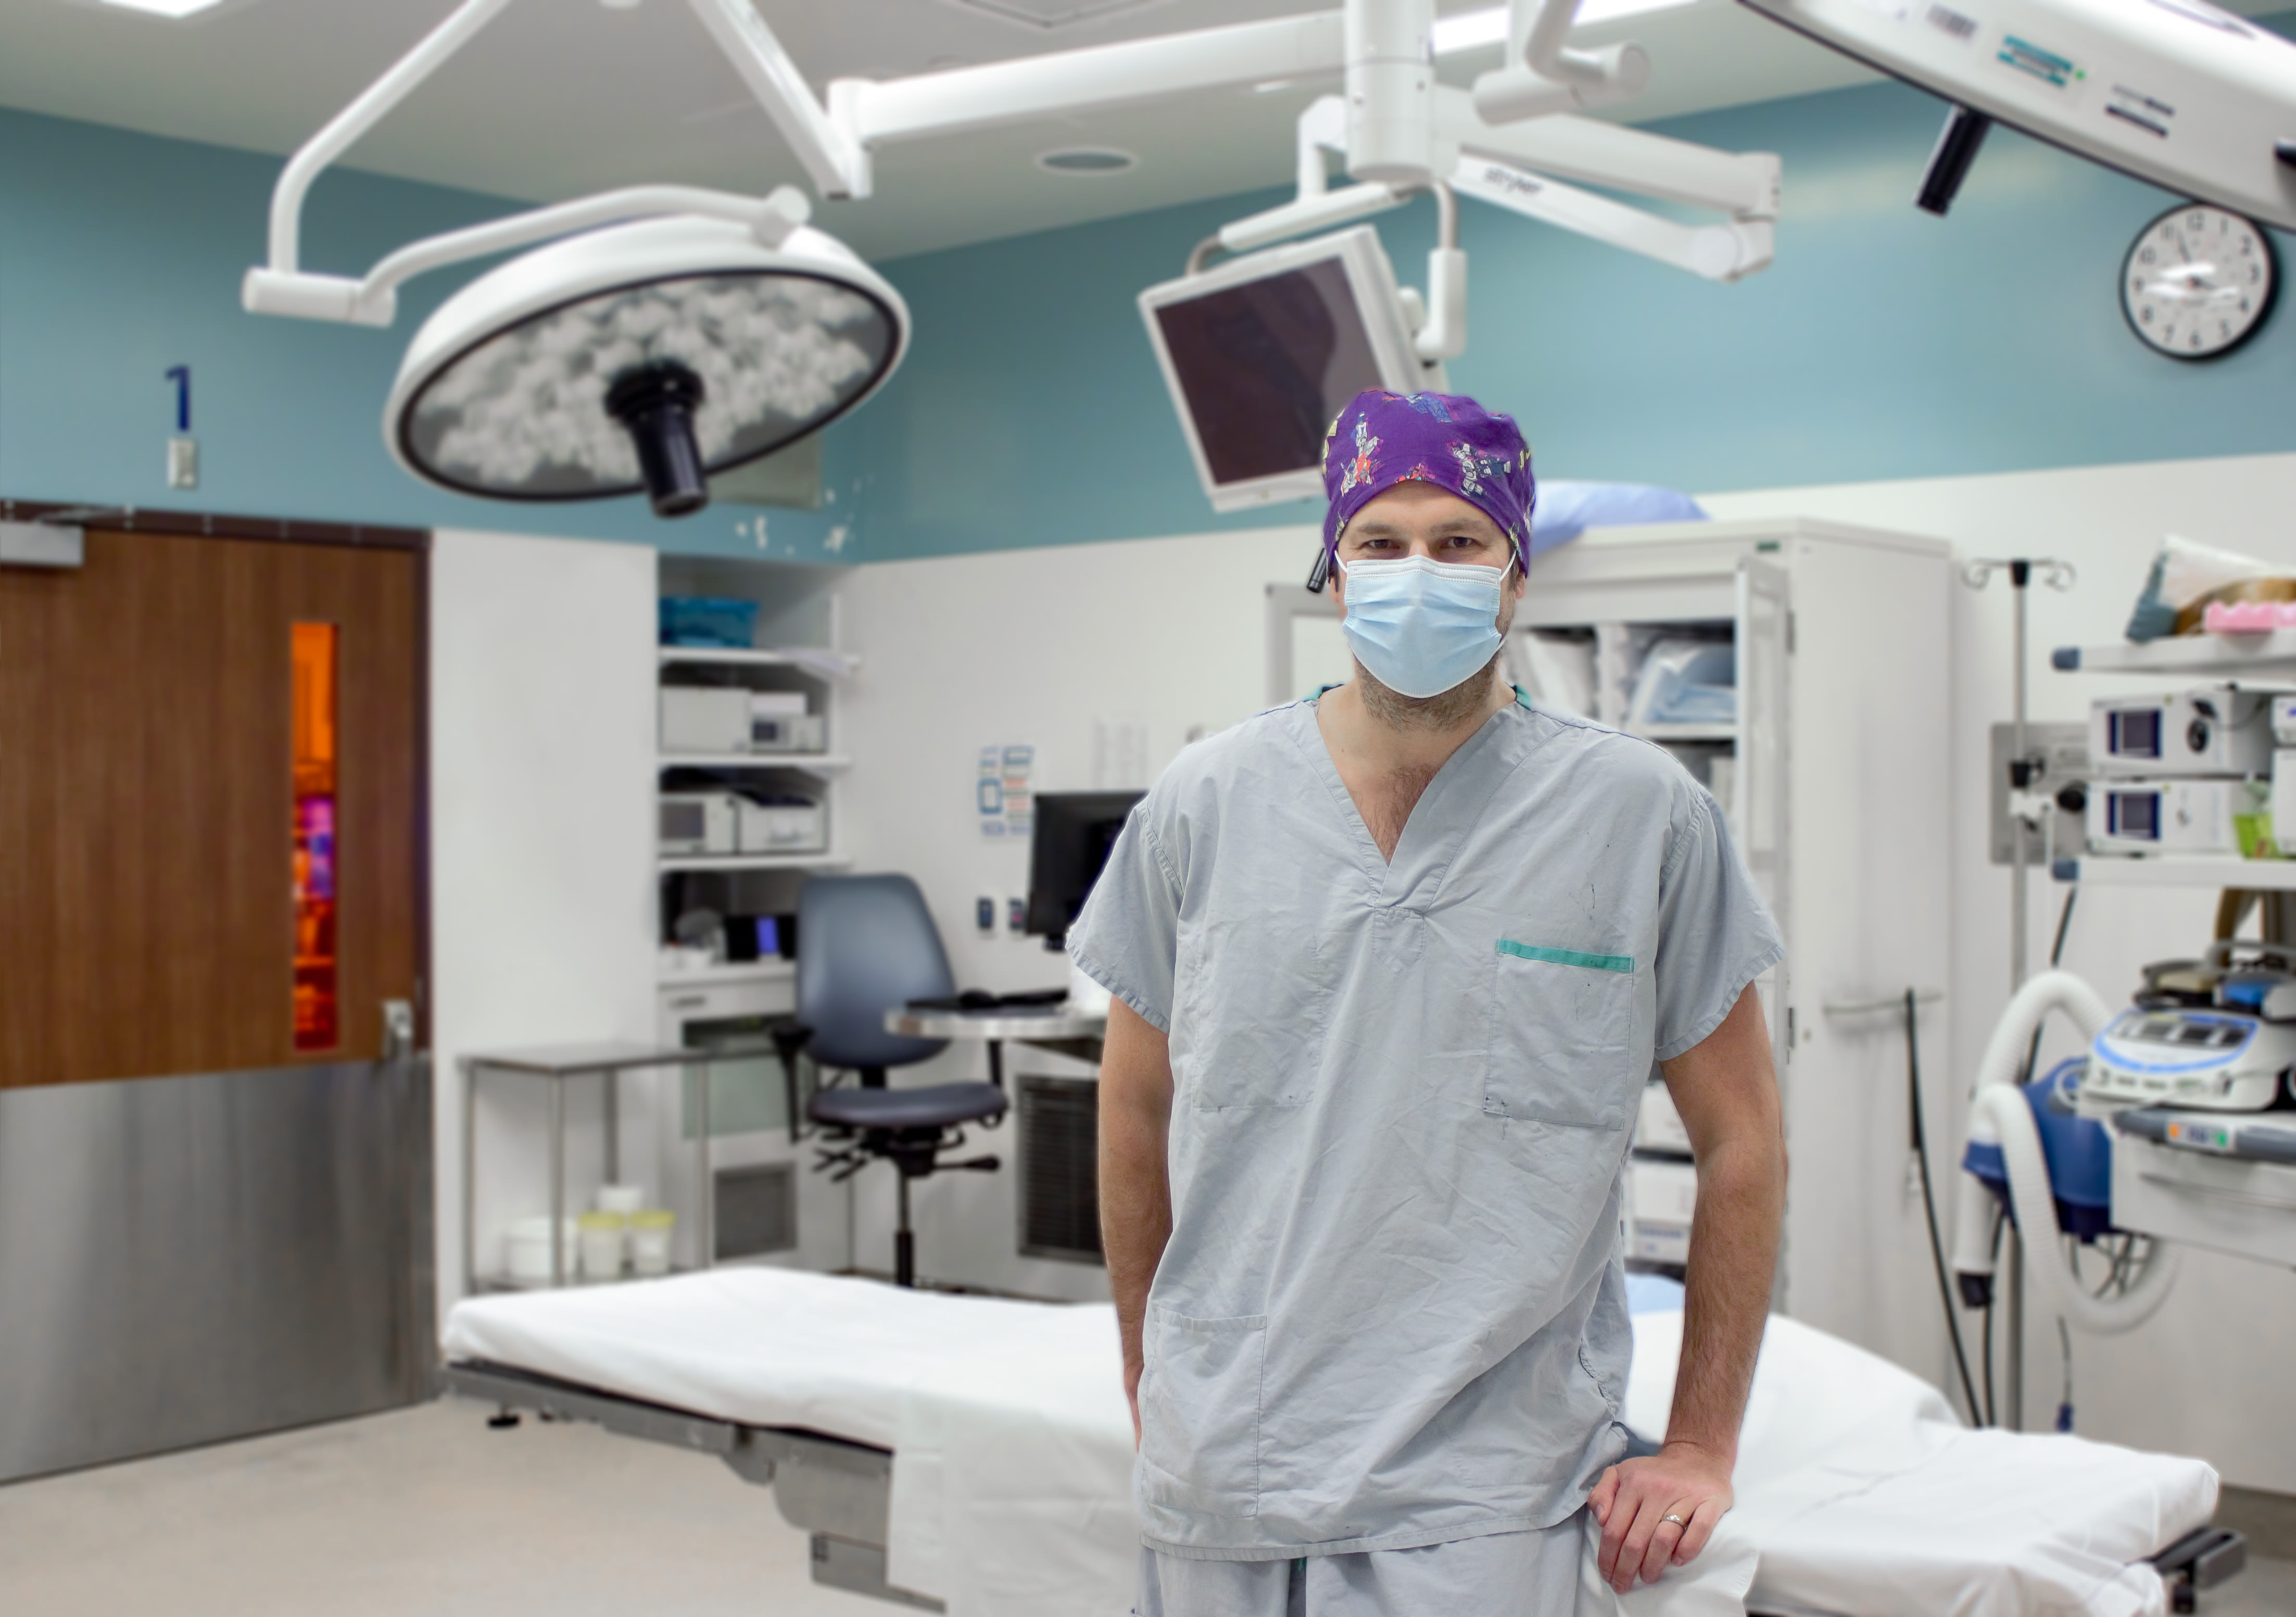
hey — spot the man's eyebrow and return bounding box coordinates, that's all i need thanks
[1347,514,1502,536]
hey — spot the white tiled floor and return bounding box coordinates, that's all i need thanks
[0,1399,880,1617]
[1,1399,2287,1616]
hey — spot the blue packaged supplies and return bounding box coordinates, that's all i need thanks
[660,597,758,649]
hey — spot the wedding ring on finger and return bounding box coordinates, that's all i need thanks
[1659,1512,1686,1528]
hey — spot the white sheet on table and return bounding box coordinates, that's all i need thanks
[443,1273,2215,1617]
[443,1268,1100,1450]
[1625,1309,2216,1617]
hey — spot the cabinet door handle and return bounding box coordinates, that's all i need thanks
[668,994,709,1010]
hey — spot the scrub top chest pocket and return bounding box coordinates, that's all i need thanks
[1483,939,1641,1130]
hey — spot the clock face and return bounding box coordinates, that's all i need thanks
[2122,204,2278,360]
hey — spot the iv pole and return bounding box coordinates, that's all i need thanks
[1960,555,2075,1430]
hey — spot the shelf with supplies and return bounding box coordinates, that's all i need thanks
[1627,722,1739,743]
[2051,855,2296,891]
[2052,635,2296,678]
[660,850,852,874]
[656,959,797,988]
[658,645,859,678]
[658,752,852,774]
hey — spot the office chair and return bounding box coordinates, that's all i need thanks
[771,874,1004,1287]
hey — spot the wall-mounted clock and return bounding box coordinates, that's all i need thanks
[2121,204,2277,361]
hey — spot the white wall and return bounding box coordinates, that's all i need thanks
[1704,452,2296,1491]
[430,529,658,1317]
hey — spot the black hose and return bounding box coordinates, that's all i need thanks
[1981,1213,2003,1428]
[1905,987,1985,1427]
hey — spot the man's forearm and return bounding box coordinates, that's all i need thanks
[1097,1005,1175,1404]
[1666,1128,1784,1463]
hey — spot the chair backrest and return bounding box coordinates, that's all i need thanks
[797,874,954,1072]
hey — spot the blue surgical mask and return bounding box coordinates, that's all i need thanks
[1338,554,1507,699]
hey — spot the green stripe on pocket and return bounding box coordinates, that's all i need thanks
[1496,938,1635,973]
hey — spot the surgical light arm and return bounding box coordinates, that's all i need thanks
[243,0,843,324]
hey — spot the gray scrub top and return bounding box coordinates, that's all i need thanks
[1068,692,1782,1562]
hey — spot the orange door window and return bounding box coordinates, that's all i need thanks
[292,622,339,1051]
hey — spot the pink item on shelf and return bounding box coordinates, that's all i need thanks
[2203,599,2296,633]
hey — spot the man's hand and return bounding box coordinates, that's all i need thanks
[1590,1440,1733,1591]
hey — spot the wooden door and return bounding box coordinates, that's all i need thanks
[0,529,423,1087]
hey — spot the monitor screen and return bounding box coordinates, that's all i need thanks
[1151,257,1386,488]
[1027,791,1146,945]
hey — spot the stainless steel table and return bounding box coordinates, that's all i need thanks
[461,1042,722,1293]
[880,1005,1108,1086]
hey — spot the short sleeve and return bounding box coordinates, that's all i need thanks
[1066,805,1181,1034]
[1650,787,1785,1062]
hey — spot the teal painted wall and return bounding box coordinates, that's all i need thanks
[847,56,2296,562]
[6,34,2296,570]
[0,105,854,563]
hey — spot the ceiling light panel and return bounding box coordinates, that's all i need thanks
[95,0,228,17]
[1431,0,1701,55]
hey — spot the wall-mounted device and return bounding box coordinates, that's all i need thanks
[661,687,752,755]
[2087,775,2264,855]
[2089,685,2279,778]
[661,790,741,856]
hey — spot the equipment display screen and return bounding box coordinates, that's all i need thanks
[2109,709,2162,758]
[2107,790,2161,839]
[1153,258,1384,487]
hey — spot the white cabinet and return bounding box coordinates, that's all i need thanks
[1267,518,1955,1376]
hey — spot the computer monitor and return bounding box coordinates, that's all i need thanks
[1138,225,1429,514]
[1026,791,1145,947]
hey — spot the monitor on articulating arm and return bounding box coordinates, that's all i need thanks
[1138,226,1433,515]
[1738,0,2296,224]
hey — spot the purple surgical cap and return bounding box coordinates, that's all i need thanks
[1320,390,1535,574]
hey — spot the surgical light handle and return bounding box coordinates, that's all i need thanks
[1950,971,2181,1337]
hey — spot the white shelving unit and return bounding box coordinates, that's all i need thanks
[645,559,857,1280]
[2052,631,2296,676]
[2055,855,2296,889]
[660,851,854,874]
[2051,634,2296,889]
[658,959,797,988]
[657,752,851,773]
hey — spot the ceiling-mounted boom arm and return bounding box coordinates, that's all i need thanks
[243,0,854,323]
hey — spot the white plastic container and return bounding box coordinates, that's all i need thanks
[504,1217,579,1286]
[629,1209,676,1277]
[578,1212,626,1283]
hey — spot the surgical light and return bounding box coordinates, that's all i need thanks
[384,215,903,517]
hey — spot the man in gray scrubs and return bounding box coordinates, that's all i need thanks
[1070,390,1787,1614]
